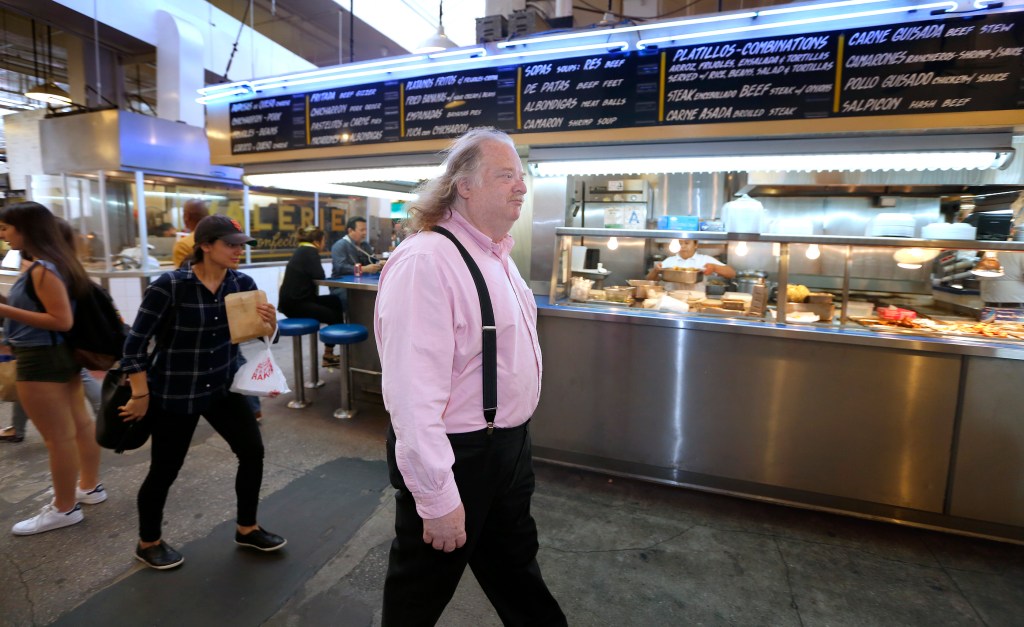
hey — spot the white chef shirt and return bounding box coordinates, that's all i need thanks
[980,252,1024,304]
[661,254,727,293]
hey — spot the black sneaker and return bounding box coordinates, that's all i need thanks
[235,527,287,552]
[135,541,184,570]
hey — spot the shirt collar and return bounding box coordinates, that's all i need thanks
[444,210,515,258]
[298,242,318,248]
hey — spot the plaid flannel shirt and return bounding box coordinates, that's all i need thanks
[121,266,257,414]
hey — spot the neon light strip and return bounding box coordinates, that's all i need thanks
[496,12,757,48]
[197,87,253,104]
[242,41,629,93]
[494,0,892,49]
[428,47,486,59]
[198,0,969,104]
[758,0,894,17]
[637,2,958,48]
[199,55,428,97]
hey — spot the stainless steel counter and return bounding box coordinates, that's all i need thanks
[314,276,1024,542]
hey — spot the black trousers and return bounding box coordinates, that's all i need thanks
[137,391,264,542]
[383,423,566,627]
[279,295,345,346]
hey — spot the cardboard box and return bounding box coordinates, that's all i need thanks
[657,215,699,230]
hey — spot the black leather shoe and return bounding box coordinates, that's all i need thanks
[135,542,184,570]
[235,527,287,552]
[0,428,23,443]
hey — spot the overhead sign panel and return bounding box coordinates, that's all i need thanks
[228,11,1024,155]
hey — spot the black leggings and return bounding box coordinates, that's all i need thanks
[137,391,264,542]
[280,295,345,346]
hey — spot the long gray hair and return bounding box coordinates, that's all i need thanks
[403,128,516,232]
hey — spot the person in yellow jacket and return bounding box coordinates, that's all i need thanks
[171,199,209,268]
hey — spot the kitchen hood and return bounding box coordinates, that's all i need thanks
[39,109,241,183]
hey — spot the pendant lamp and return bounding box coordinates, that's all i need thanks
[414,1,458,53]
[24,22,71,106]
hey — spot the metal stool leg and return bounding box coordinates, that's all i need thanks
[334,343,356,420]
[305,332,324,389]
[287,335,310,409]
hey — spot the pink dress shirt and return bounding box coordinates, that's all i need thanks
[374,211,543,519]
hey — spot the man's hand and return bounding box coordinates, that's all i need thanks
[365,262,384,274]
[422,503,467,552]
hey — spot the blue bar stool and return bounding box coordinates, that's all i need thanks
[319,323,368,419]
[277,318,320,409]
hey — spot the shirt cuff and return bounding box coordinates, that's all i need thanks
[413,479,462,520]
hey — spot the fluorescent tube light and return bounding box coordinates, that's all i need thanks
[529,151,1012,177]
[245,175,419,201]
[757,0,892,17]
[246,166,443,187]
[197,87,253,105]
[428,47,486,59]
[496,12,757,49]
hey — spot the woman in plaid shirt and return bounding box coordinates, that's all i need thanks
[120,215,286,570]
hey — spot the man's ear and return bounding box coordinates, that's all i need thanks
[455,176,473,199]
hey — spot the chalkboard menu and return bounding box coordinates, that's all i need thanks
[403,66,517,138]
[229,95,302,154]
[517,52,660,131]
[836,15,1024,116]
[662,33,839,124]
[307,82,401,146]
[228,11,1024,154]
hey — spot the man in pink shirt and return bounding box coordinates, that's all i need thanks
[375,129,566,626]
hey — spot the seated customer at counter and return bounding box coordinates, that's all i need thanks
[330,217,383,277]
[646,239,736,290]
[279,226,345,368]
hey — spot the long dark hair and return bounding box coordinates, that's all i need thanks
[0,202,90,298]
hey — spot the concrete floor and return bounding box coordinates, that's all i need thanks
[2,340,1024,627]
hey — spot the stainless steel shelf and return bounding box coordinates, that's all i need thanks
[554,227,1024,251]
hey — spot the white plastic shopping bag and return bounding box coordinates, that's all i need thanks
[230,339,290,397]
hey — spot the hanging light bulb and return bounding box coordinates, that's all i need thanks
[735,241,749,257]
[772,242,781,257]
[607,236,619,251]
[806,244,821,260]
[414,1,459,53]
[893,247,940,268]
[668,239,681,254]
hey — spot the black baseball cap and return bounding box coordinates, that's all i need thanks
[193,215,256,246]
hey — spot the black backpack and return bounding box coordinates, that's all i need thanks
[25,264,128,370]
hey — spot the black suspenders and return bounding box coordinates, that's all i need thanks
[431,226,498,434]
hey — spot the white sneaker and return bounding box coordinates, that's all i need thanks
[45,483,109,505]
[12,503,83,536]
[76,484,108,505]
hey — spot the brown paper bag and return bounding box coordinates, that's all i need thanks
[0,358,18,402]
[225,290,274,344]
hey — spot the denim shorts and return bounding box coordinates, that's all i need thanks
[12,343,79,383]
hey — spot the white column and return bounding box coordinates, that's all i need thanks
[155,10,205,126]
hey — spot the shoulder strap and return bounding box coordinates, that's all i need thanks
[431,226,497,433]
[22,261,58,346]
